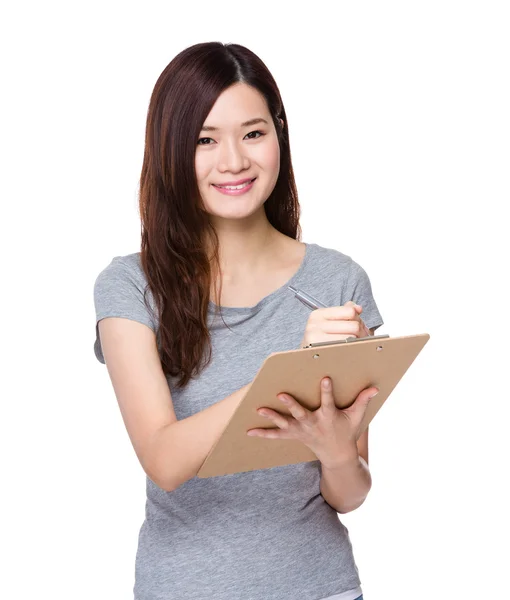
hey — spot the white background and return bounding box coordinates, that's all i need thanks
[2,1,509,598]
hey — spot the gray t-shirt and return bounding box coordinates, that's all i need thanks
[93,242,384,600]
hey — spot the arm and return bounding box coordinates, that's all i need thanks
[319,326,376,513]
[149,383,251,491]
[319,452,372,514]
[98,316,251,494]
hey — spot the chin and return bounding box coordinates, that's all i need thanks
[202,197,266,221]
[200,194,264,219]
[208,206,263,221]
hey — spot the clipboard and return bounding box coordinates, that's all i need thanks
[197,333,430,478]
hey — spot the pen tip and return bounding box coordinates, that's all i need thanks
[288,285,297,293]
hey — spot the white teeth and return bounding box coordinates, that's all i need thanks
[216,179,253,190]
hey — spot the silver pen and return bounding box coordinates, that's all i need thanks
[288,285,328,310]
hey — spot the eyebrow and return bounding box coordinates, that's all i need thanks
[200,117,269,132]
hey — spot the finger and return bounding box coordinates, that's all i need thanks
[320,377,337,415]
[315,320,363,336]
[257,408,291,429]
[345,300,363,315]
[318,305,362,322]
[247,427,286,439]
[303,332,357,347]
[360,319,370,337]
[277,394,310,422]
[319,303,367,338]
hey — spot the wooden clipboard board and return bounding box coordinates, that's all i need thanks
[197,333,430,478]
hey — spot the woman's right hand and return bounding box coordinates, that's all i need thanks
[299,301,370,348]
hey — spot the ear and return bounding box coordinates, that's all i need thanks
[279,117,284,130]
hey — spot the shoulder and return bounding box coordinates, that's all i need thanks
[308,242,351,264]
[309,242,373,276]
[93,252,159,344]
[94,252,146,288]
[95,251,142,274]
[306,242,359,275]
[302,242,377,305]
[93,252,156,317]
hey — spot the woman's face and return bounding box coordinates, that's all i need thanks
[195,83,281,222]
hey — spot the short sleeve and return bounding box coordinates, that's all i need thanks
[343,259,384,332]
[93,257,157,364]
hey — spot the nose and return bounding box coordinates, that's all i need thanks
[217,138,250,173]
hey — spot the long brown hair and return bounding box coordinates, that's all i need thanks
[139,42,301,388]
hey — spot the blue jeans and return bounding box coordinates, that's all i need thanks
[354,596,363,600]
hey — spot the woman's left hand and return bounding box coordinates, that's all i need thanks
[247,377,379,468]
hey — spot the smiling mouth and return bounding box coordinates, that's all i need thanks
[212,178,256,190]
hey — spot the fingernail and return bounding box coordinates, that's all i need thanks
[368,389,379,398]
[323,378,331,389]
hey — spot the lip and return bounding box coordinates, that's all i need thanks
[213,177,256,187]
[212,177,256,196]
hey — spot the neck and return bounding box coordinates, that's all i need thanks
[206,210,283,282]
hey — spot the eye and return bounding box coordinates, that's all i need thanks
[197,130,265,146]
[245,130,264,140]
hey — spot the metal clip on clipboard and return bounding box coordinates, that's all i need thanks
[303,333,390,349]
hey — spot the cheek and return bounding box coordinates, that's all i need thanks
[262,139,280,176]
[194,153,209,184]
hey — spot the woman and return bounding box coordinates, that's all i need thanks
[94,41,384,600]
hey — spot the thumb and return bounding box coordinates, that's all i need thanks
[347,387,379,421]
